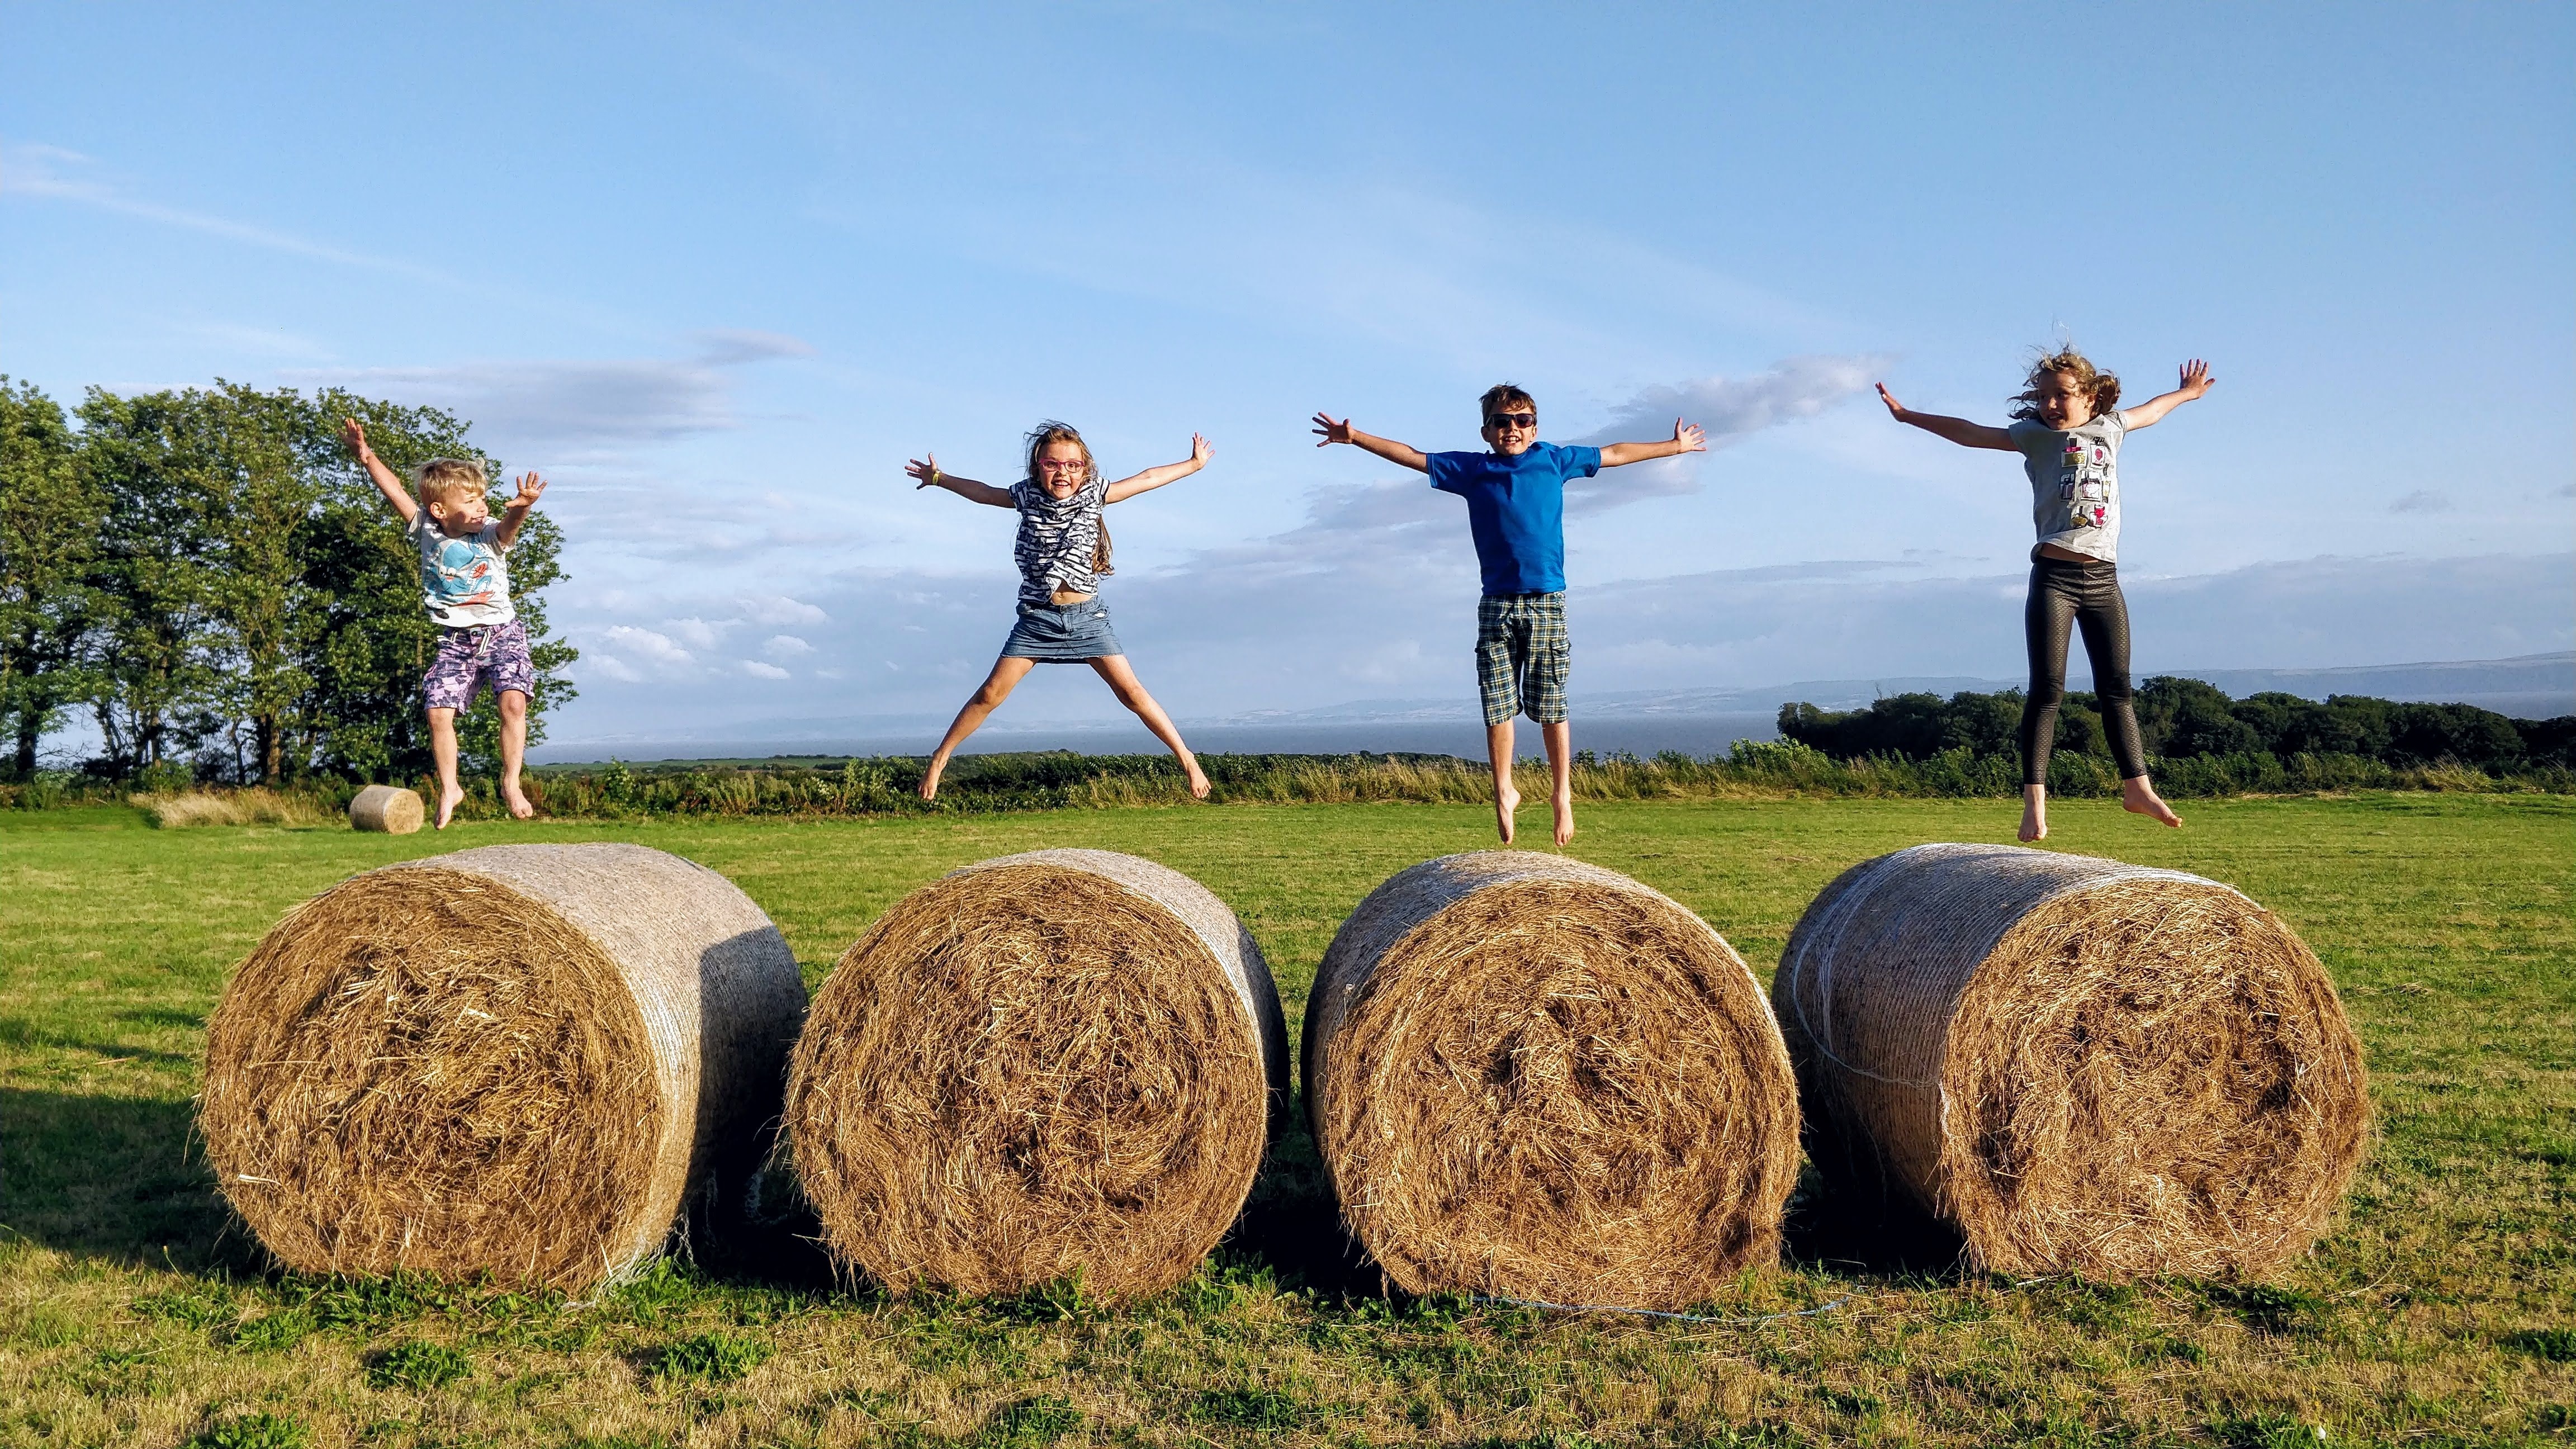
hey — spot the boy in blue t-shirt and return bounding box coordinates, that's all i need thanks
[1313,385,1705,846]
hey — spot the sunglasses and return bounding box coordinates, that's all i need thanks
[1485,412,1536,429]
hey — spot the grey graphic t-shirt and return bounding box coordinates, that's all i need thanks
[1008,476,1109,605]
[405,513,516,627]
[2009,410,2129,563]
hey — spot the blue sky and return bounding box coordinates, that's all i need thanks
[6,2,2570,744]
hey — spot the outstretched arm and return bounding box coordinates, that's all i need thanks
[341,418,421,523]
[1105,433,1211,504]
[905,453,1014,507]
[1599,418,1708,467]
[1310,413,1429,472]
[494,473,546,546]
[2116,359,2214,430]
[1876,383,2014,450]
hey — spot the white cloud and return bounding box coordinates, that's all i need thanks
[741,594,830,626]
[664,617,732,651]
[741,660,791,679]
[763,634,814,659]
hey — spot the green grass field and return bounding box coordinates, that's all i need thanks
[3,794,2570,1447]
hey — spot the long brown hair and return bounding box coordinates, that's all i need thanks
[2009,347,2122,423]
[1023,420,1112,575]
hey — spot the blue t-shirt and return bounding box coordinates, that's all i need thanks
[1425,442,1602,596]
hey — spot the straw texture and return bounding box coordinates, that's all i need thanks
[1304,851,1801,1310]
[787,848,1286,1300]
[347,784,424,834]
[200,843,807,1292]
[1774,842,2369,1280]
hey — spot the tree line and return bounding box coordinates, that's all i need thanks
[1778,677,2575,774]
[0,377,574,788]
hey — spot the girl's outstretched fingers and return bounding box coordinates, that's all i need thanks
[906,452,940,487]
[1875,382,1905,418]
[1311,413,1351,447]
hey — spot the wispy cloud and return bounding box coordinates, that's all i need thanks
[2389,490,2451,514]
[1568,354,1890,512]
[3,141,464,288]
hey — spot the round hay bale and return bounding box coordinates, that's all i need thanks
[1304,851,1802,1310]
[200,844,807,1292]
[348,784,424,834]
[786,848,1287,1300]
[1774,842,2370,1281]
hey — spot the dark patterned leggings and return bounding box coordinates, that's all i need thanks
[2020,555,2149,787]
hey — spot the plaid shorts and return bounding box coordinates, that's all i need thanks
[1474,591,1569,726]
[423,619,535,711]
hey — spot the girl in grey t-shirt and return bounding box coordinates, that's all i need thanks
[1877,349,2214,843]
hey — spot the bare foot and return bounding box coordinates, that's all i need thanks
[1494,780,1520,845]
[434,784,465,830]
[1552,790,1576,847]
[918,759,945,802]
[2019,795,2047,842]
[502,782,536,820]
[1185,764,1211,800]
[2122,777,2182,828]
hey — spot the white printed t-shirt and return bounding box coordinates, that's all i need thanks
[407,512,516,627]
[2008,411,2129,563]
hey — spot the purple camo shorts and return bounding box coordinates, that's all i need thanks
[423,619,535,711]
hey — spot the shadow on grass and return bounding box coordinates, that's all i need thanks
[0,1086,259,1274]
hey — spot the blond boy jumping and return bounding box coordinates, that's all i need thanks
[1313,386,1704,846]
[343,419,546,828]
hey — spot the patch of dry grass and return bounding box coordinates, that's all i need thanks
[135,789,329,830]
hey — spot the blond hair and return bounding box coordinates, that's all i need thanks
[2010,348,2122,423]
[414,457,488,509]
[1022,420,1112,576]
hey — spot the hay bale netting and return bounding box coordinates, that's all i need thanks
[347,784,424,834]
[1304,851,1802,1310]
[200,844,807,1292]
[785,848,1288,1300]
[1773,842,2370,1280]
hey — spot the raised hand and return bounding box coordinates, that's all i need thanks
[1672,418,1707,453]
[1311,413,1354,447]
[1189,432,1213,466]
[2176,359,2214,398]
[340,416,372,457]
[905,453,943,489]
[510,472,547,508]
[1875,382,1907,419]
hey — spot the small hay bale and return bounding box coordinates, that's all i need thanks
[785,848,1287,1301]
[1774,842,2370,1280]
[1304,851,1801,1310]
[347,784,424,834]
[200,844,807,1292]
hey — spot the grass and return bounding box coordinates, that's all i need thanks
[1,792,2569,1446]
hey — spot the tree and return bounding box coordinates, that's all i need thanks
[65,382,577,785]
[75,389,228,778]
[0,378,105,779]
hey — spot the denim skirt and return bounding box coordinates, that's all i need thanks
[1000,598,1124,662]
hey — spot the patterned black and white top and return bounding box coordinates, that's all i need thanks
[1007,476,1108,604]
